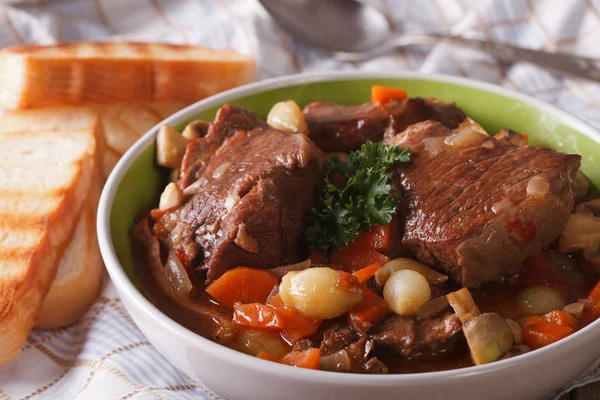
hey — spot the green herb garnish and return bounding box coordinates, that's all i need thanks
[306,142,411,252]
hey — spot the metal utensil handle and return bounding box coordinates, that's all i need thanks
[433,34,600,82]
[336,33,600,82]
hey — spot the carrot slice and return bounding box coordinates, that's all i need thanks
[266,294,322,342]
[257,348,321,370]
[206,267,278,307]
[280,348,320,369]
[330,246,390,272]
[351,224,392,252]
[352,263,382,284]
[590,281,600,300]
[523,318,574,350]
[544,310,578,330]
[233,303,281,330]
[277,307,322,342]
[348,288,389,332]
[371,85,408,103]
[267,293,285,309]
[257,351,279,362]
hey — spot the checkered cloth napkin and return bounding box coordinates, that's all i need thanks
[1,0,600,399]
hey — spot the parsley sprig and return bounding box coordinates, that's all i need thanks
[306,142,411,252]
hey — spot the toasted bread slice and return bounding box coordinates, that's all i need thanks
[0,42,255,109]
[98,102,185,178]
[36,173,104,329]
[0,108,97,365]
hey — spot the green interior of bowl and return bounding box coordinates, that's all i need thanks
[110,78,600,284]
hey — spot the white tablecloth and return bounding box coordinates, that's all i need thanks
[1,0,600,399]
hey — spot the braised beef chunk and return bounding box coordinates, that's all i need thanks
[370,310,462,358]
[157,109,323,283]
[319,325,388,373]
[302,97,466,152]
[180,104,265,187]
[387,121,581,287]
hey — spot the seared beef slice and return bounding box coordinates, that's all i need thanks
[303,98,466,152]
[387,121,581,287]
[157,105,323,283]
[180,104,264,187]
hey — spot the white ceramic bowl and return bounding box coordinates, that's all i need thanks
[98,71,600,400]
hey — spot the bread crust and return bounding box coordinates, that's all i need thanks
[0,42,255,109]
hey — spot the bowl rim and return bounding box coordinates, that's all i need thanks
[98,70,600,385]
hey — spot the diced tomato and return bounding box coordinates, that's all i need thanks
[348,288,390,332]
[352,263,382,284]
[233,303,281,330]
[351,225,392,252]
[330,246,390,272]
[206,267,278,307]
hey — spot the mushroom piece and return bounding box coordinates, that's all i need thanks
[447,288,513,365]
[156,124,190,169]
[558,199,600,265]
[182,120,210,141]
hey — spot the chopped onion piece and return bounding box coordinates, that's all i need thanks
[455,117,488,135]
[212,161,232,178]
[183,178,206,197]
[165,251,193,299]
[563,302,584,318]
[422,137,447,155]
[417,296,450,320]
[267,259,311,279]
[375,258,448,286]
[492,197,513,214]
[445,127,488,149]
[482,140,496,149]
[319,350,351,372]
[526,176,550,198]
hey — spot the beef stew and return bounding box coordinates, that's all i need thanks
[133,86,600,374]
